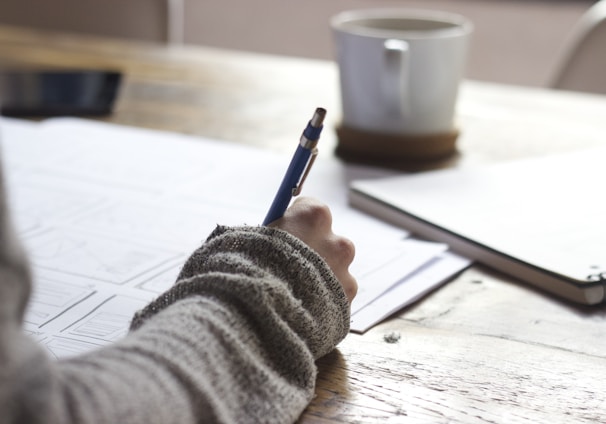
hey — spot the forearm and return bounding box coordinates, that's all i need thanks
[124,225,351,422]
[2,225,350,424]
[137,225,351,359]
[57,295,315,423]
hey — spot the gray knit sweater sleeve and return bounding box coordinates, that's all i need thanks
[0,223,351,424]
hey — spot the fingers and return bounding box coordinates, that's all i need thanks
[269,197,358,303]
[325,234,358,302]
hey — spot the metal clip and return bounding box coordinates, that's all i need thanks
[292,147,318,196]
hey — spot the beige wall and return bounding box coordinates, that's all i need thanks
[0,0,171,42]
[184,0,593,87]
[0,0,595,87]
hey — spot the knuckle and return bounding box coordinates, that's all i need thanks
[343,276,358,301]
[334,236,355,264]
[303,202,332,227]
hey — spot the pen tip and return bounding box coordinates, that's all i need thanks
[311,107,326,127]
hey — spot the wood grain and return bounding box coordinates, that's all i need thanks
[2,25,606,423]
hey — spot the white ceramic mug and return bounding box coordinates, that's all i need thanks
[331,9,473,136]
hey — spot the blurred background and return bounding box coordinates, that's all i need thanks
[0,0,598,88]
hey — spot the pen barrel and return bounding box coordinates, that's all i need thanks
[262,145,312,225]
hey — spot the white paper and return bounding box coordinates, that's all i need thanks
[350,252,471,333]
[0,117,467,355]
[350,239,447,314]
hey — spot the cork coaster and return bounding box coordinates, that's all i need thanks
[335,124,459,168]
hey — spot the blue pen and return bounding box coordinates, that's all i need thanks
[262,107,326,225]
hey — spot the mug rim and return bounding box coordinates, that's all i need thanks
[331,8,474,39]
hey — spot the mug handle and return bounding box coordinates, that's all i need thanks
[383,39,409,117]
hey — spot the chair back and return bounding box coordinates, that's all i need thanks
[551,0,606,94]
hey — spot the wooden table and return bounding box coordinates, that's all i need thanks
[2,25,606,423]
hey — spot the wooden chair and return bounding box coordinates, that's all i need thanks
[550,0,606,94]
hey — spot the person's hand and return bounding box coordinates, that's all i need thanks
[268,197,357,303]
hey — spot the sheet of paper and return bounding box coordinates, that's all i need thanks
[350,239,447,314]
[350,252,471,333]
[0,117,466,355]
